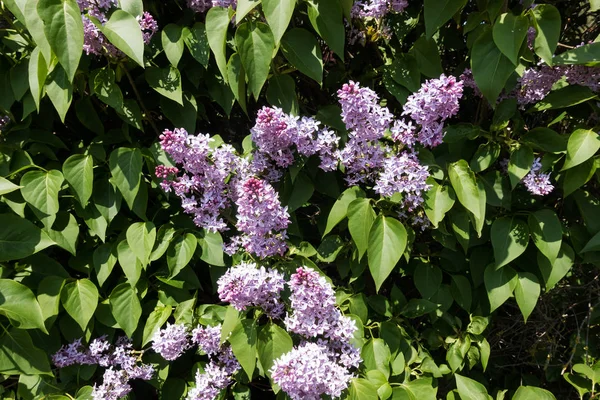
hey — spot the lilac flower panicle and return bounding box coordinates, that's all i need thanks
[522,157,554,196]
[192,324,222,355]
[92,368,131,400]
[351,0,408,19]
[229,177,291,258]
[151,323,190,361]
[373,152,431,211]
[217,262,285,317]
[270,342,354,400]
[187,0,237,12]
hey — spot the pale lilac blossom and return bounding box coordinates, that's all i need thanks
[151,323,190,361]
[523,157,554,195]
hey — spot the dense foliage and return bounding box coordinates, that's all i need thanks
[0,0,600,399]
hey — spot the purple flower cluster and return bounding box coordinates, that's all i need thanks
[373,152,431,211]
[217,262,286,317]
[250,106,340,178]
[151,323,190,361]
[187,0,237,13]
[226,177,291,258]
[79,0,157,57]
[270,342,355,400]
[52,337,154,400]
[186,324,241,400]
[402,74,464,147]
[522,157,554,196]
[351,0,408,18]
[0,114,9,131]
[269,267,360,399]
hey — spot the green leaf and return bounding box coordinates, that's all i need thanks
[581,230,600,253]
[451,275,472,312]
[492,13,528,65]
[109,147,143,210]
[455,374,491,400]
[508,145,534,188]
[167,233,197,278]
[424,181,455,228]
[514,272,540,323]
[266,74,299,115]
[3,0,26,23]
[401,299,439,317]
[470,142,501,173]
[37,276,65,329]
[93,243,117,287]
[563,159,596,198]
[0,328,51,375]
[448,160,483,224]
[532,4,561,66]
[126,222,156,266]
[538,243,574,291]
[198,230,225,266]
[45,65,73,123]
[102,10,145,67]
[414,262,442,299]
[162,24,185,67]
[184,23,210,67]
[206,7,232,81]
[349,378,379,400]
[60,279,98,331]
[37,0,83,82]
[522,127,568,153]
[512,386,557,400]
[529,85,597,112]
[389,53,420,92]
[262,0,295,45]
[28,47,48,111]
[307,0,345,60]
[145,66,183,105]
[471,29,515,104]
[0,280,46,331]
[410,36,443,78]
[119,0,143,17]
[142,305,172,346]
[491,217,529,268]
[24,0,53,64]
[281,28,323,84]
[554,41,600,65]
[484,264,517,312]
[257,322,293,376]
[236,22,274,100]
[20,169,64,227]
[161,93,198,134]
[362,338,391,378]
[93,67,124,110]
[235,0,261,23]
[0,214,54,262]
[94,180,121,224]
[324,186,365,237]
[117,240,143,285]
[528,209,562,263]
[368,215,407,292]
[424,0,467,38]
[562,129,600,171]
[109,283,142,338]
[63,154,93,207]
[229,319,257,378]
[348,198,376,260]
[287,172,314,212]
[45,212,79,255]
[0,177,22,196]
[227,53,248,113]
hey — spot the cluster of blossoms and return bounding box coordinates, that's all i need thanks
[216,262,285,317]
[187,0,236,13]
[158,129,291,257]
[216,264,361,399]
[52,336,154,400]
[150,323,240,400]
[336,76,463,216]
[251,106,340,180]
[461,63,600,108]
[351,0,408,19]
[522,157,554,196]
[78,0,157,57]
